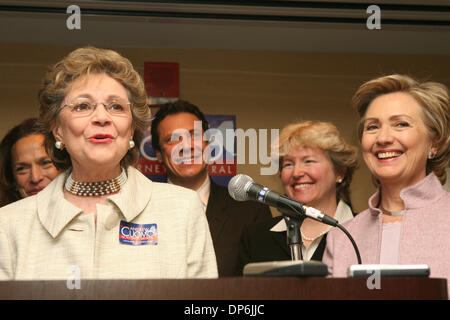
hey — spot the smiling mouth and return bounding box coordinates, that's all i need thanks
[293,183,313,190]
[177,157,203,164]
[376,151,403,159]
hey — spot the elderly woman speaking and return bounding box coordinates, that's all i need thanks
[323,74,450,295]
[0,47,217,279]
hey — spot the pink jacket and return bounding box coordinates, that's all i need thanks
[323,173,450,297]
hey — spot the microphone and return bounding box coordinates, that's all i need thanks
[228,174,339,227]
[229,174,362,265]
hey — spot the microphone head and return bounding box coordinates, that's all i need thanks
[228,174,254,201]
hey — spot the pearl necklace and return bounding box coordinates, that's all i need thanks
[301,227,331,242]
[65,169,127,196]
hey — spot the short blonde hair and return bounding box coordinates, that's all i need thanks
[38,46,151,170]
[277,120,359,207]
[352,74,449,185]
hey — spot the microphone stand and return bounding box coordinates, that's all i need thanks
[242,208,329,277]
[281,210,306,261]
[279,204,362,265]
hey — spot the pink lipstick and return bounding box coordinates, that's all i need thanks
[88,134,114,144]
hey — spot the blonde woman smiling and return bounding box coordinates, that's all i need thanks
[323,74,450,296]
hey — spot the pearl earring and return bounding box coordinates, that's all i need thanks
[337,178,343,184]
[129,140,135,149]
[428,151,436,159]
[55,141,63,150]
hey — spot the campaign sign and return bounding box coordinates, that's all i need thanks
[136,114,237,187]
[119,221,158,246]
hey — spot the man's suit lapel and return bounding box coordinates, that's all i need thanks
[205,180,229,242]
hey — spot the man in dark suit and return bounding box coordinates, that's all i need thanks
[151,100,272,277]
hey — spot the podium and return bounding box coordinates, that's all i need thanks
[0,277,447,300]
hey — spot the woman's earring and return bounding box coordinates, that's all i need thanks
[337,178,343,184]
[428,151,436,159]
[55,141,63,150]
[129,140,135,149]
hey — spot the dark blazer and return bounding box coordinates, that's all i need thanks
[205,180,272,277]
[238,216,328,275]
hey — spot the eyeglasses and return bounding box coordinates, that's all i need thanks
[62,97,132,117]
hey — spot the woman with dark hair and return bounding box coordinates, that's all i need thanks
[0,47,217,280]
[0,118,60,207]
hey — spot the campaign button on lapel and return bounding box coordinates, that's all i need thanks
[119,220,158,245]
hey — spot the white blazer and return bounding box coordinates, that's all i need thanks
[0,167,218,280]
